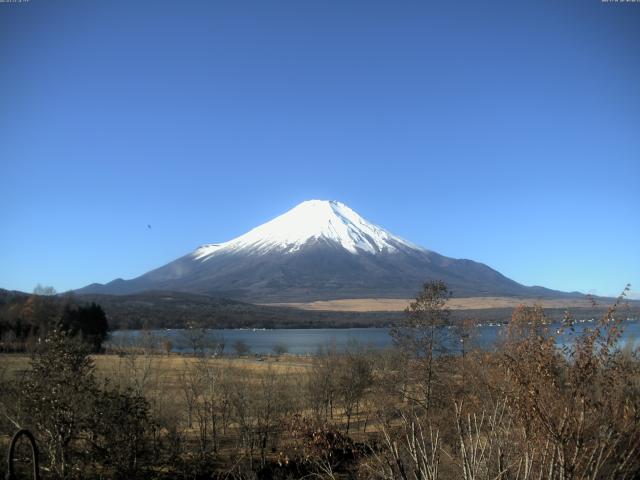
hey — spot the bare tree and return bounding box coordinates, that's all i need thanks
[181,322,208,356]
[233,339,251,357]
[33,284,57,296]
[272,343,288,356]
[308,344,340,422]
[390,280,451,411]
[337,345,374,434]
[367,408,441,480]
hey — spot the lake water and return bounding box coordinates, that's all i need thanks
[109,318,640,356]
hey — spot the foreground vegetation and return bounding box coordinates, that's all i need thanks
[1,283,638,479]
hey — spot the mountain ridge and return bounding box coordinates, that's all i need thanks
[77,200,583,302]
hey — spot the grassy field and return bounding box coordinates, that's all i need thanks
[264,296,606,311]
[1,352,313,380]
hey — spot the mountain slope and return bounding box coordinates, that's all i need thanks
[77,200,576,301]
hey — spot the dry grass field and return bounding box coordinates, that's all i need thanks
[264,296,600,312]
[0,352,313,383]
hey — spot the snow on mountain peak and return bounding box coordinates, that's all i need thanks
[193,200,420,260]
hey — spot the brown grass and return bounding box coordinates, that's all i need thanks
[0,353,312,387]
[263,296,599,312]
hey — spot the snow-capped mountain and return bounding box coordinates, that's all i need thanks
[77,200,569,301]
[193,200,419,258]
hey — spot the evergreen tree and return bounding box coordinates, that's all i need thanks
[60,302,109,352]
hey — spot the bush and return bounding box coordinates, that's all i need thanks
[21,329,96,478]
[20,329,151,479]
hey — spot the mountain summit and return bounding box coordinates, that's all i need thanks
[78,200,570,301]
[193,200,418,259]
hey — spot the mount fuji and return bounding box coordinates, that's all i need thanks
[77,200,572,302]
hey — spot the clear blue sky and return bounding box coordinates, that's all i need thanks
[1,0,638,299]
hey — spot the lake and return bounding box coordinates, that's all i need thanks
[109,318,640,355]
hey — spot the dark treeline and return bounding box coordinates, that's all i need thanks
[0,281,638,479]
[0,289,108,352]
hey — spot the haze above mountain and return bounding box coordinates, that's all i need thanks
[77,200,579,302]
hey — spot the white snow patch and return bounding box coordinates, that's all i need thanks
[193,200,422,261]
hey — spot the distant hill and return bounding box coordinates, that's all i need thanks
[77,200,583,302]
